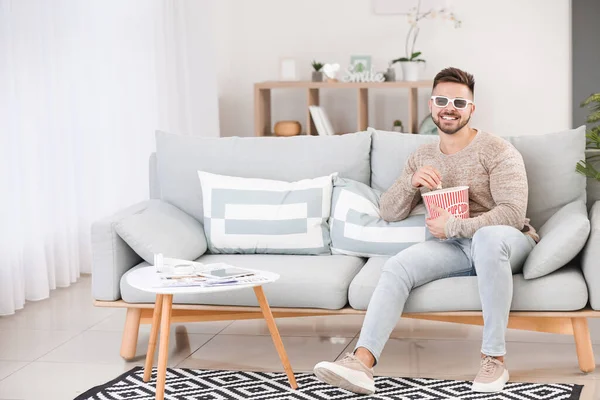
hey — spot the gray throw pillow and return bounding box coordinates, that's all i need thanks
[329,177,430,257]
[523,200,590,279]
[114,200,207,264]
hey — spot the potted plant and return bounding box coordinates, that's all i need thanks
[311,61,324,82]
[391,52,425,82]
[392,119,404,133]
[576,93,600,181]
[390,1,461,81]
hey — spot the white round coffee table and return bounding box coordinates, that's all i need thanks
[126,266,297,400]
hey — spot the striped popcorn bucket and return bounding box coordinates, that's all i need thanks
[422,186,470,219]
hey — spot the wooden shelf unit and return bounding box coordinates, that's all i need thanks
[253,80,433,136]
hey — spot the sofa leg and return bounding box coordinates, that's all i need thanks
[572,317,596,373]
[120,308,142,360]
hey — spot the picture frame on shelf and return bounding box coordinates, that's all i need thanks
[279,58,298,81]
[350,55,372,73]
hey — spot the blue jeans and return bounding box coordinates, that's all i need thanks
[355,225,536,363]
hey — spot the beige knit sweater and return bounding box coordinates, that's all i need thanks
[380,130,539,241]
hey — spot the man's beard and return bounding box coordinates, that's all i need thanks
[432,112,471,135]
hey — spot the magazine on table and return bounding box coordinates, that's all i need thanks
[153,255,269,288]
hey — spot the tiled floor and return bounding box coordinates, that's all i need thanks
[0,276,599,399]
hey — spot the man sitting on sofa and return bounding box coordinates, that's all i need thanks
[314,67,540,394]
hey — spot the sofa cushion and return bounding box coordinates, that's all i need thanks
[349,257,588,311]
[369,129,439,193]
[370,127,587,229]
[504,126,587,229]
[198,171,335,255]
[114,200,207,264]
[121,254,365,309]
[523,200,590,279]
[329,176,429,257]
[155,130,372,222]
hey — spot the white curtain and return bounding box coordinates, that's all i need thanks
[0,0,219,316]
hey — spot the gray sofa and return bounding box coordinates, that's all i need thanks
[92,127,600,372]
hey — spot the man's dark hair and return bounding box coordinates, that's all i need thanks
[433,67,475,95]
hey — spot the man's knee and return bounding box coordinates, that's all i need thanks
[382,253,415,289]
[472,225,517,249]
[471,225,521,264]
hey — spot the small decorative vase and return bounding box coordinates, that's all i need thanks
[384,67,396,82]
[274,120,302,136]
[312,71,323,82]
[399,61,422,81]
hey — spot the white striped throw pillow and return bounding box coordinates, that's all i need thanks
[197,171,336,255]
[329,177,431,257]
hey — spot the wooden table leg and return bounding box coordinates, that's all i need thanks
[253,286,298,389]
[155,294,173,400]
[143,295,164,382]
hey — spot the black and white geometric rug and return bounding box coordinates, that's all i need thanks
[75,366,583,400]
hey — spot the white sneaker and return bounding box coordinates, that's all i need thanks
[472,356,509,393]
[314,353,376,395]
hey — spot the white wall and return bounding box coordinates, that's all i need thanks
[214,0,571,137]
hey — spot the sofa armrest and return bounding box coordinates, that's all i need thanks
[91,200,154,301]
[582,200,600,310]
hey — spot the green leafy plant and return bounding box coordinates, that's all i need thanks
[311,61,324,72]
[576,93,600,181]
[392,52,425,64]
[394,119,403,127]
[390,0,461,65]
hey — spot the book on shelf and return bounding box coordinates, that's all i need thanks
[308,105,335,136]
